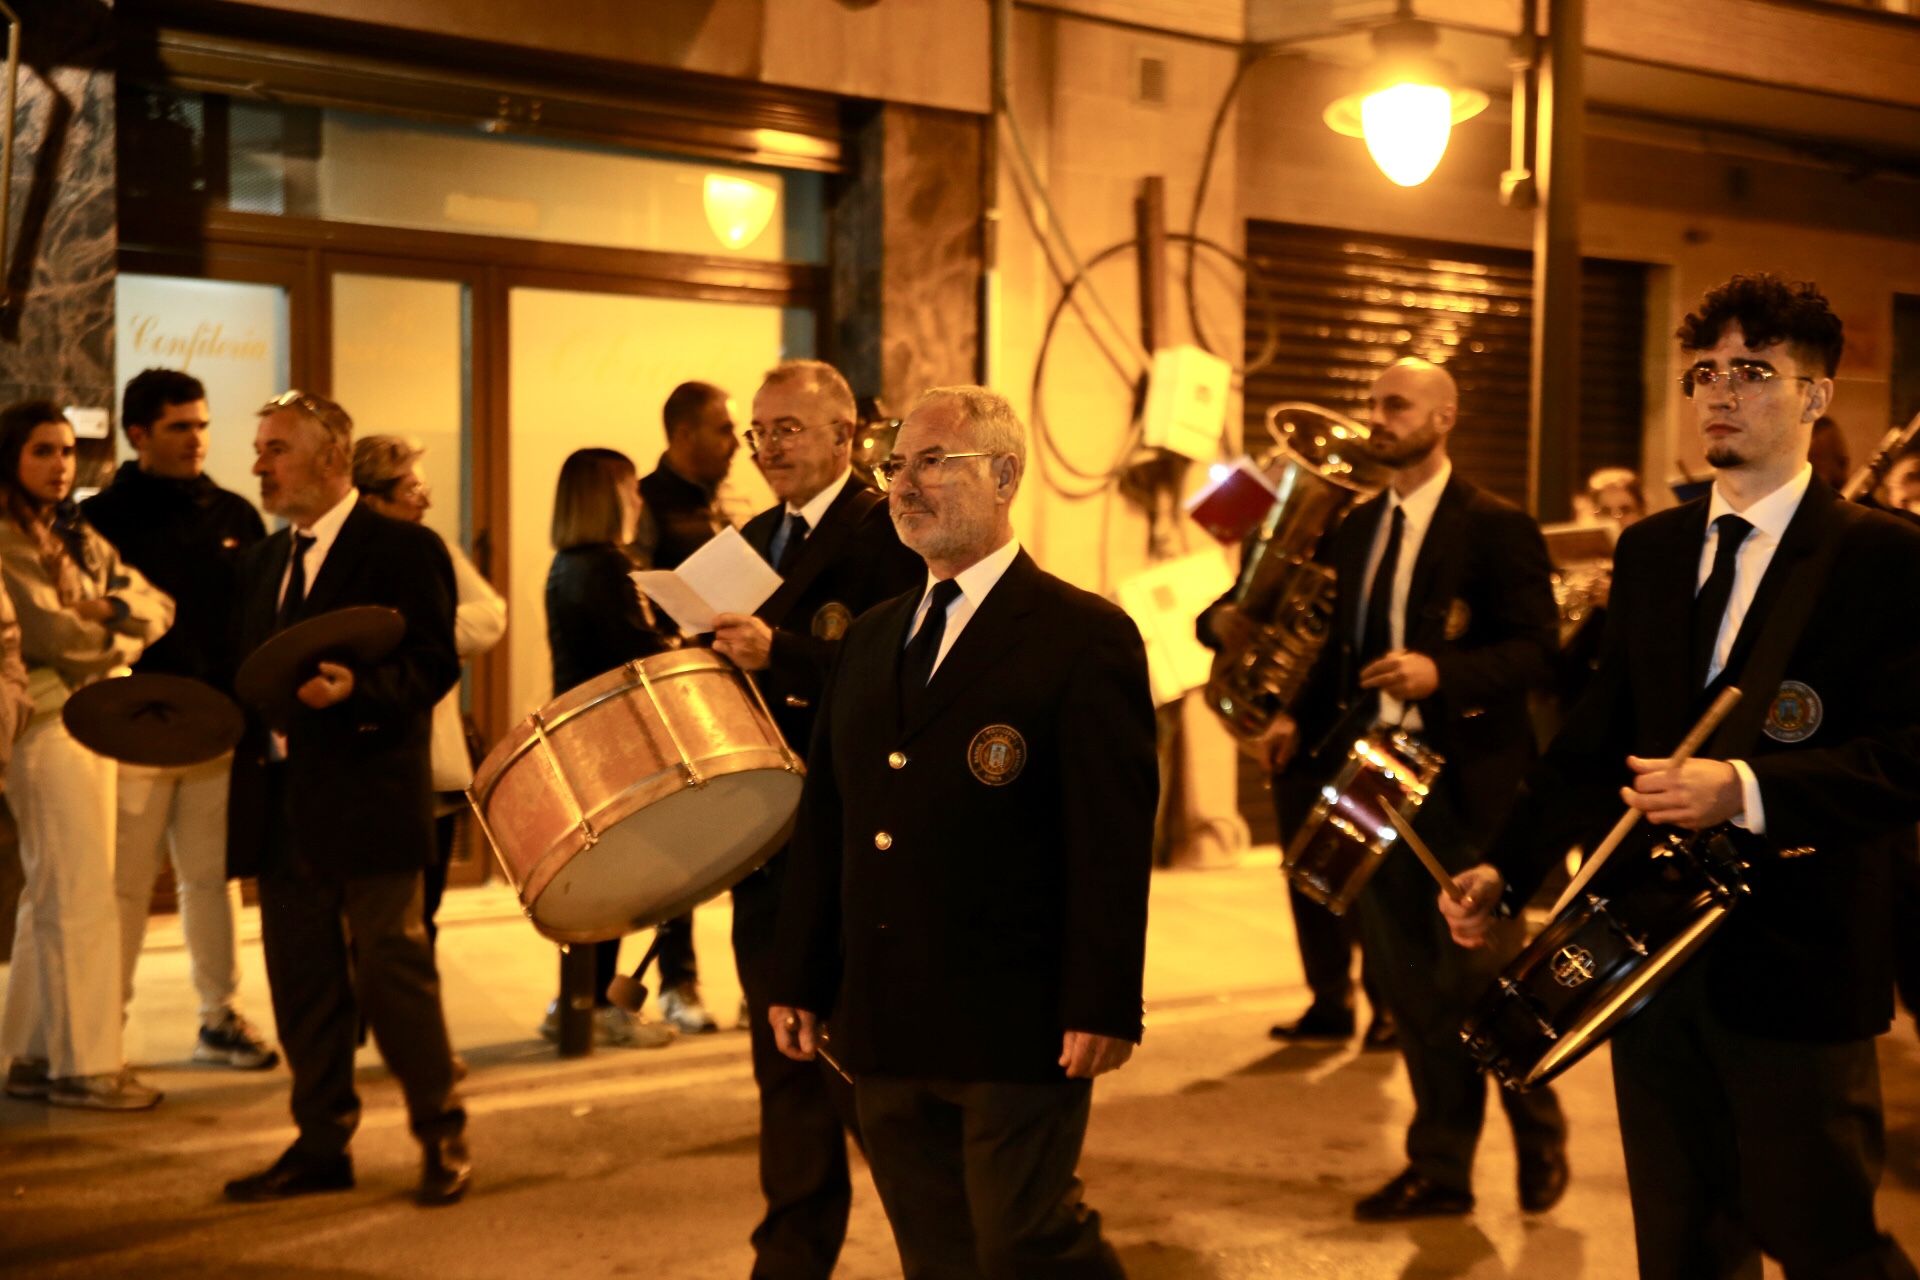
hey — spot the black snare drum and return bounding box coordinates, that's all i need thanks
[1462,826,1750,1091]
[1283,727,1445,915]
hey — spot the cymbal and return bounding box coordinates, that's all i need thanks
[233,605,406,727]
[62,674,244,767]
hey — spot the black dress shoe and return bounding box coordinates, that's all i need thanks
[417,1135,471,1206]
[1361,1014,1399,1051]
[1268,1006,1356,1042]
[224,1148,354,1203]
[1518,1148,1570,1212]
[1354,1169,1475,1221]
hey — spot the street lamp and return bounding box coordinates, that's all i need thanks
[1323,18,1488,187]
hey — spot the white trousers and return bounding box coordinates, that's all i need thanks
[115,755,240,1026]
[1,714,122,1078]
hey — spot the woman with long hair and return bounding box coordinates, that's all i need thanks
[0,401,174,1109]
[540,447,677,1049]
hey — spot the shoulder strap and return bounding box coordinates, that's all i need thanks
[1706,501,1864,759]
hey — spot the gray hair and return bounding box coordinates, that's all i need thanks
[913,385,1027,492]
[260,390,353,464]
[760,360,856,423]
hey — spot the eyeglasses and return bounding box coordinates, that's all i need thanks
[873,452,994,492]
[1679,364,1816,399]
[744,419,844,453]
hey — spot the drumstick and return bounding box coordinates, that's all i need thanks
[1384,804,1463,903]
[1548,686,1743,918]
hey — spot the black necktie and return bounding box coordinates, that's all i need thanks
[774,512,810,575]
[276,532,316,632]
[900,578,963,700]
[1360,505,1405,666]
[1692,513,1754,686]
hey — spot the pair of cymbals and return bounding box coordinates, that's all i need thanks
[62,607,405,764]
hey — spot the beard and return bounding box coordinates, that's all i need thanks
[1368,418,1442,469]
[1704,441,1747,469]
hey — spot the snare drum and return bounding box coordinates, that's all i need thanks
[469,649,804,944]
[1283,727,1444,915]
[1462,826,1750,1091]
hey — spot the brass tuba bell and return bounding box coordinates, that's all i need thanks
[1206,402,1385,739]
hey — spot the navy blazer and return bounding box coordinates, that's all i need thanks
[1291,472,1559,851]
[1488,480,1920,1041]
[227,501,459,880]
[738,477,923,754]
[771,550,1159,1082]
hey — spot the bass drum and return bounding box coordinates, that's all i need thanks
[1462,827,1750,1091]
[469,649,804,944]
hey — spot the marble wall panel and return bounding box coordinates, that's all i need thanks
[828,102,984,414]
[0,0,117,469]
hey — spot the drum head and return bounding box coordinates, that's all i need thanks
[528,768,803,941]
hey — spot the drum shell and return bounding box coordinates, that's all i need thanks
[1464,831,1748,1091]
[1284,729,1443,915]
[469,649,803,944]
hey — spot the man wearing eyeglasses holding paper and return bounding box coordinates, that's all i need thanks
[1441,274,1920,1279]
[768,385,1156,1279]
[709,359,920,1280]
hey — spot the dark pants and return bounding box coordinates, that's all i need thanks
[422,803,459,948]
[732,866,860,1279]
[1275,772,1380,1018]
[1351,792,1565,1194]
[856,1075,1124,1280]
[257,770,464,1161]
[1893,846,1920,1026]
[590,912,698,1007]
[1612,960,1917,1280]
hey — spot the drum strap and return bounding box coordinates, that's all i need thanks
[756,487,888,628]
[1702,500,1863,760]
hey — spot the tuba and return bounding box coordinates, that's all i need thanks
[1206,402,1384,739]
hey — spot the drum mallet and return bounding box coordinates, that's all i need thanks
[1384,805,1464,904]
[1549,685,1743,918]
[605,932,668,1015]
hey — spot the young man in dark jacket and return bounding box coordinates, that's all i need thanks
[84,368,277,1072]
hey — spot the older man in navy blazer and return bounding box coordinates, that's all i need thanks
[770,386,1157,1279]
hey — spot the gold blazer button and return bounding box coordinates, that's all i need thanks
[873,831,893,851]
[887,752,907,769]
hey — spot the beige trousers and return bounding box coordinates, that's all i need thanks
[115,755,240,1026]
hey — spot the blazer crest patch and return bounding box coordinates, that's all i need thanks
[1443,597,1472,641]
[967,724,1027,786]
[812,601,852,640]
[1763,681,1822,744]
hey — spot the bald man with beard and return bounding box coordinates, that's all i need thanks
[1258,358,1571,1222]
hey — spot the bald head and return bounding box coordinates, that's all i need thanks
[1366,357,1457,475]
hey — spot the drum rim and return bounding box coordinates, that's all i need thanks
[470,648,769,802]
[1517,902,1731,1087]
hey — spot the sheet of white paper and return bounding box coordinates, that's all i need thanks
[632,525,784,636]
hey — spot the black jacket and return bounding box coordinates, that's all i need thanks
[1290,472,1559,850]
[82,463,265,690]
[1488,480,1920,1042]
[545,544,677,698]
[739,479,924,753]
[228,500,458,880]
[638,458,722,570]
[771,550,1159,1082]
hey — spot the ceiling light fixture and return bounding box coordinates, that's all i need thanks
[1323,18,1489,187]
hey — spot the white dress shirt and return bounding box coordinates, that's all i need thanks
[903,536,1022,679]
[1356,460,1452,730]
[270,488,359,759]
[777,468,853,553]
[1699,463,1813,836]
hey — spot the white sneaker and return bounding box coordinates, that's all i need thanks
[593,1006,673,1049]
[659,984,719,1034]
[49,1070,163,1111]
